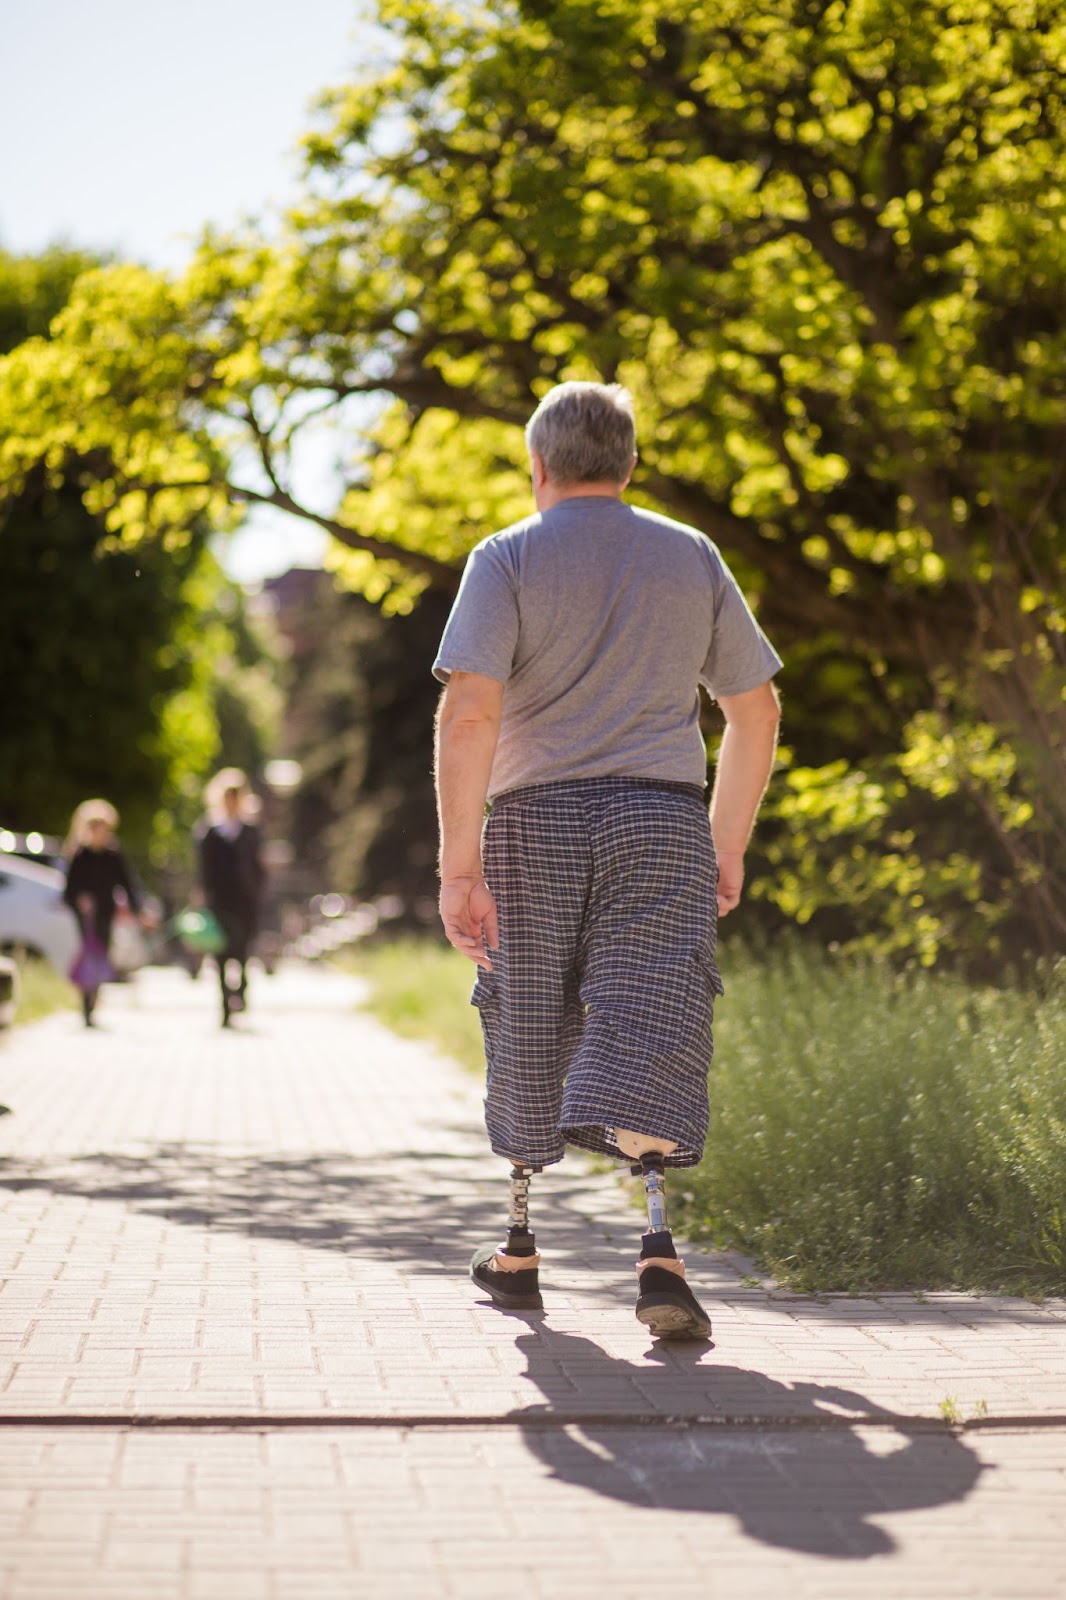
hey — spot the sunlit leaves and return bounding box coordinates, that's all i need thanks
[1,0,1064,956]
[328,407,533,612]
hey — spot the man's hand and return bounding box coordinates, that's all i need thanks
[440,876,499,969]
[709,680,780,919]
[435,671,504,968]
[716,850,745,917]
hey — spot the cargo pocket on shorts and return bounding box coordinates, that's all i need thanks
[471,966,500,1068]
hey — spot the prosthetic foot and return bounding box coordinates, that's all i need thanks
[631,1150,712,1341]
[470,1163,544,1310]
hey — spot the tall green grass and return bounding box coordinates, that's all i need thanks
[343,937,485,1072]
[696,944,1066,1294]
[4,955,78,1027]
[349,935,1066,1295]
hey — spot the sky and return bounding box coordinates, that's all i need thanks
[1,0,374,583]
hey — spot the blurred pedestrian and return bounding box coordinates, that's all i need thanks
[62,799,143,1027]
[197,769,265,1028]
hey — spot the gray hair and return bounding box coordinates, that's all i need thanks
[525,381,637,485]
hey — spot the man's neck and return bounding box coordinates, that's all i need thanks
[534,480,625,512]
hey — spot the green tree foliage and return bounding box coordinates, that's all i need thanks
[0,248,276,863]
[1,2,1063,956]
[0,467,207,850]
[0,246,104,355]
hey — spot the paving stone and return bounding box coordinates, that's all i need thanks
[0,964,1064,1598]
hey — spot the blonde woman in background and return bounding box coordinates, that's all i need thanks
[197,769,265,1028]
[63,799,143,1027]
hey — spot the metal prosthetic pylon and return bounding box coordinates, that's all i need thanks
[501,1162,542,1258]
[631,1150,678,1261]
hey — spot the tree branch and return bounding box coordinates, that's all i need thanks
[244,402,288,499]
[229,482,461,591]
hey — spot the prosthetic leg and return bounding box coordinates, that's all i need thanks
[617,1132,713,1342]
[470,1162,544,1311]
[634,1150,676,1264]
[502,1163,540,1260]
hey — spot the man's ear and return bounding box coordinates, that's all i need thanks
[621,452,637,490]
[530,450,548,490]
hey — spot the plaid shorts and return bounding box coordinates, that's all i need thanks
[472,777,723,1170]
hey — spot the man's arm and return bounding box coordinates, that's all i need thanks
[709,680,781,916]
[197,829,218,909]
[113,849,143,915]
[62,850,84,911]
[245,825,266,902]
[434,670,505,968]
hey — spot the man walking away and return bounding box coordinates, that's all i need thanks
[197,769,265,1028]
[434,381,781,1339]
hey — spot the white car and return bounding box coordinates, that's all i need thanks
[0,854,80,976]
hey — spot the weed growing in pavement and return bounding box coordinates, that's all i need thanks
[349,934,1066,1298]
[938,1396,962,1424]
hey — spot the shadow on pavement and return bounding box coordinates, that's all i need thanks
[0,1141,531,1263]
[0,1140,1058,1327]
[511,1327,985,1559]
[0,1142,1007,1556]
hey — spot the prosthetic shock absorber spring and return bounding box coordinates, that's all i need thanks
[504,1163,541,1257]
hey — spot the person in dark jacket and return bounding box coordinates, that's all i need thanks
[197,768,265,1027]
[63,799,142,1027]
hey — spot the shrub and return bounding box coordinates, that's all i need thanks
[689,940,1066,1293]
[353,934,1066,1294]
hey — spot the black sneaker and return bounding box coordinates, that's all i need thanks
[635,1266,713,1340]
[470,1243,543,1310]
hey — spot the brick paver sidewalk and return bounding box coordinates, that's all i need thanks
[0,962,1064,1599]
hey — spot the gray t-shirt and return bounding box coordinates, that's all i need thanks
[433,496,782,798]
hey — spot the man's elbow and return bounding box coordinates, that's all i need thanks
[439,673,504,732]
[439,704,499,742]
[441,701,499,731]
[722,681,782,734]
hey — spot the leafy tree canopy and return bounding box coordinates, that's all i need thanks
[0,248,277,866]
[1,0,1063,957]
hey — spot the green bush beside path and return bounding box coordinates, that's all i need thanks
[348,937,1066,1297]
